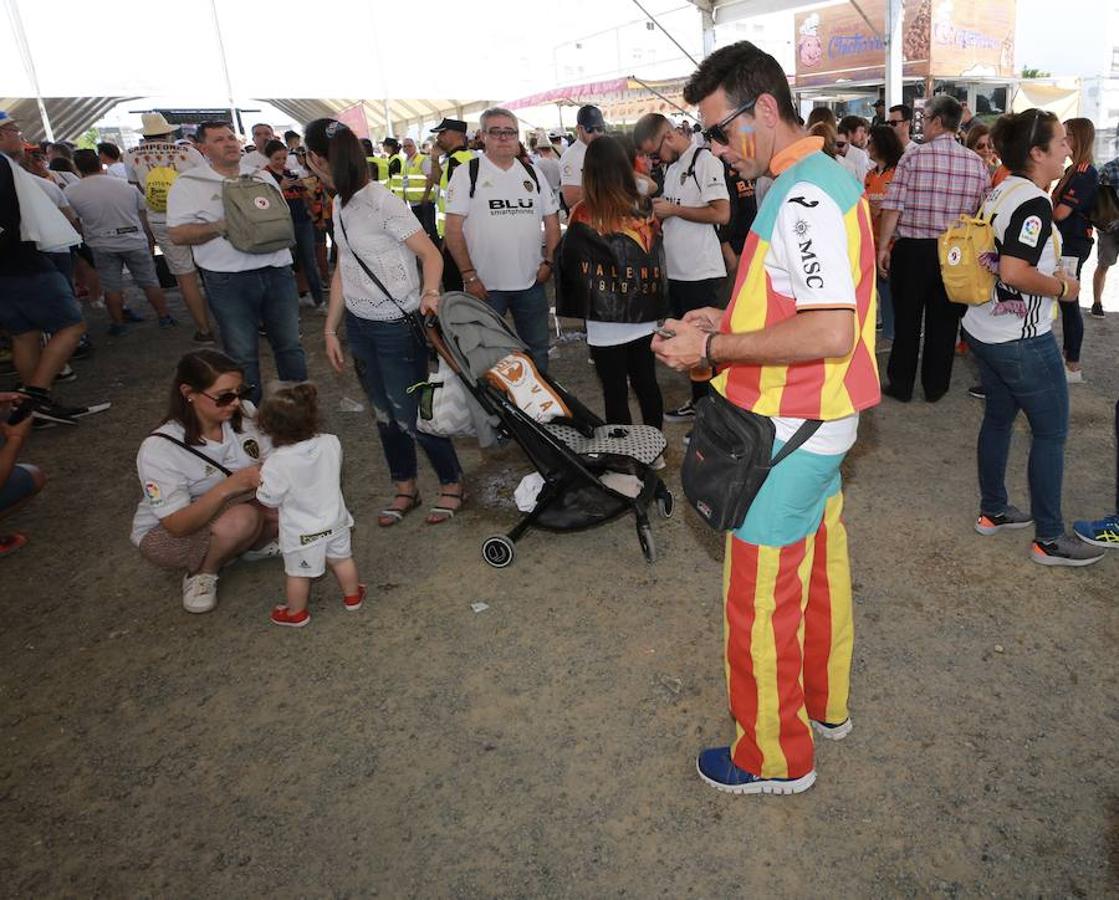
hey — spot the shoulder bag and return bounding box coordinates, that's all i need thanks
[681,391,821,532]
[336,207,429,349]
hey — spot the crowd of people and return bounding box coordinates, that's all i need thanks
[3,37,1119,795]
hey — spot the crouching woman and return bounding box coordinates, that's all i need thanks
[130,349,279,613]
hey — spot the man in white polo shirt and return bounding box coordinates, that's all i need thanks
[635,112,729,423]
[559,105,607,210]
[167,121,306,403]
[445,106,560,372]
[240,123,274,174]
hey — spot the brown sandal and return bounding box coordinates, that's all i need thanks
[425,490,466,525]
[378,492,421,527]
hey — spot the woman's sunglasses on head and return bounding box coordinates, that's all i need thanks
[200,385,254,407]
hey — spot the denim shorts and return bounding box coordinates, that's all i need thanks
[92,246,160,293]
[0,463,38,514]
[0,269,84,335]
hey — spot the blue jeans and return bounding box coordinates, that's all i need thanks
[199,265,307,403]
[345,312,462,485]
[487,283,550,373]
[964,329,1069,541]
[292,218,324,304]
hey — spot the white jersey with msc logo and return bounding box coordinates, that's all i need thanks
[445,154,559,291]
[660,144,729,281]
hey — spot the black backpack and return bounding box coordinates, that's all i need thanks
[467,157,540,198]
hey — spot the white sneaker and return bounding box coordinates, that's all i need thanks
[182,573,219,613]
[1065,367,1084,384]
[241,540,281,562]
[298,295,317,309]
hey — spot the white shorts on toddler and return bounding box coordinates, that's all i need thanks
[282,528,352,578]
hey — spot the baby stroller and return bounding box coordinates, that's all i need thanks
[427,291,673,568]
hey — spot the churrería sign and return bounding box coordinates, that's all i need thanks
[794,0,1015,87]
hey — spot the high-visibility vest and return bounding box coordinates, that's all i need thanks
[436,148,475,237]
[367,155,391,186]
[399,153,430,204]
[386,152,409,198]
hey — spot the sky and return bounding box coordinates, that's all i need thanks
[0,0,1107,110]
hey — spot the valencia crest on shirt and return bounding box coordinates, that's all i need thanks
[242,438,261,459]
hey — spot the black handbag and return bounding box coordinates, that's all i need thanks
[153,252,177,289]
[681,391,821,532]
[1090,183,1119,234]
[336,210,429,349]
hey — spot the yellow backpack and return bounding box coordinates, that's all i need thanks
[938,182,1026,305]
[144,164,180,214]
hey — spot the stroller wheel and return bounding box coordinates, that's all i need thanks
[656,489,675,519]
[637,523,656,563]
[482,534,516,569]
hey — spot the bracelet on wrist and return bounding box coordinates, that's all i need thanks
[701,331,718,369]
[465,275,478,285]
[1056,278,1067,299]
[324,330,338,336]
[422,288,440,297]
[461,268,476,276]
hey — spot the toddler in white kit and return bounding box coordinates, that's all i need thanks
[256,383,363,627]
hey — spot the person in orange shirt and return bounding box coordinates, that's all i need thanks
[865,124,904,341]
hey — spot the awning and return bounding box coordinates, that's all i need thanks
[0,96,141,143]
[258,98,496,137]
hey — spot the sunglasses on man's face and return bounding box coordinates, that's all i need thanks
[200,384,254,407]
[702,97,758,146]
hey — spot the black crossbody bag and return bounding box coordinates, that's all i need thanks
[337,210,428,349]
[681,391,821,532]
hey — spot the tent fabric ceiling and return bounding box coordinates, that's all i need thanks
[259,98,496,133]
[0,97,140,143]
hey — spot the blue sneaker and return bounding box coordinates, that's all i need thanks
[158,315,178,328]
[695,746,816,795]
[1073,514,1119,549]
[122,307,145,323]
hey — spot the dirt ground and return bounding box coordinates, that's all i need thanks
[2,269,1118,897]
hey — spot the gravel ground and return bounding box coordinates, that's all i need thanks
[1,271,1117,897]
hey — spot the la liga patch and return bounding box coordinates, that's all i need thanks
[1018,215,1042,248]
[144,481,163,505]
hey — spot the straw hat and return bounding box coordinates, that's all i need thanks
[140,112,176,137]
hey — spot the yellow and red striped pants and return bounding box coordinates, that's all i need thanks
[722,489,854,780]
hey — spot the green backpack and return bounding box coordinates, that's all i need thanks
[222,176,295,254]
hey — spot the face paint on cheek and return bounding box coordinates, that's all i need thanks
[735,122,756,161]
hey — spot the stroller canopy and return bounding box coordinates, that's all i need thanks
[437,291,528,382]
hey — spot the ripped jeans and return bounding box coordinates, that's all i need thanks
[345,311,462,485]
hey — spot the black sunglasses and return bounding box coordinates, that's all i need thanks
[702,97,758,146]
[200,384,254,407]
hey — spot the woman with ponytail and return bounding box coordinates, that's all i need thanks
[304,118,465,527]
[1051,117,1098,381]
[961,110,1103,568]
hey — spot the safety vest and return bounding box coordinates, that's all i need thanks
[436,148,475,237]
[398,153,431,204]
[387,153,411,199]
[367,155,391,186]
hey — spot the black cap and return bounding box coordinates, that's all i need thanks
[576,105,605,132]
[430,118,467,134]
[872,98,885,108]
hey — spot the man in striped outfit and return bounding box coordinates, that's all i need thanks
[653,41,881,795]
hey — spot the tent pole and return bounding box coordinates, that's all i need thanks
[5,0,54,141]
[885,0,903,109]
[208,0,239,136]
